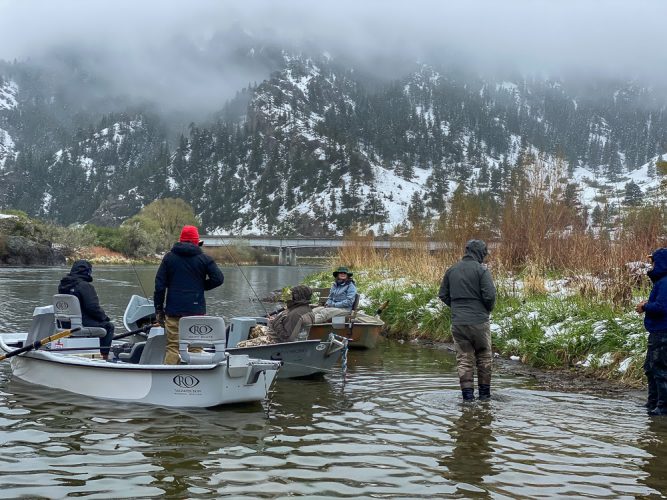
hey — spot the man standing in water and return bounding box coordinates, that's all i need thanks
[636,248,667,415]
[439,240,496,401]
[154,225,224,364]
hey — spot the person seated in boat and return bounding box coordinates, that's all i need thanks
[324,266,357,310]
[237,285,316,347]
[57,260,114,360]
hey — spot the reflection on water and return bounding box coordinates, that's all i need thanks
[640,417,667,496]
[440,405,496,498]
[0,266,665,497]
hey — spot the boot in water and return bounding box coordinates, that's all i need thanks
[645,375,658,408]
[648,406,667,416]
[478,384,491,401]
[462,388,475,401]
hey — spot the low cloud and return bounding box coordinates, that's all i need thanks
[0,0,665,115]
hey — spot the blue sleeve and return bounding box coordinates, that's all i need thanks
[343,282,357,309]
[324,285,336,307]
[644,281,667,317]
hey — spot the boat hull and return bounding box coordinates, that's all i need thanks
[308,322,382,349]
[226,339,344,378]
[1,336,279,408]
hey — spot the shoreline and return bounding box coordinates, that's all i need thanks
[409,337,646,401]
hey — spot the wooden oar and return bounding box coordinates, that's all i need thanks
[375,301,389,317]
[0,328,81,362]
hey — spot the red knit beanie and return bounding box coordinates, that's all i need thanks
[179,225,200,244]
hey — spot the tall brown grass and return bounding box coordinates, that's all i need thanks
[335,230,455,284]
[335,168,665,306]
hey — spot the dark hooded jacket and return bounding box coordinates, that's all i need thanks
[154,242,224,316]
[438,240,496,325]
[644,248,667,334]
[269,285,316,343]
[57,260,110,326]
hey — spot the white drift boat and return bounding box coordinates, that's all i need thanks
[0,297,281,408]
[124,295,347,379]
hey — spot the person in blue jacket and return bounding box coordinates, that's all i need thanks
[324,266,357,310]
[636,248,667,415]
[154,225,224,364]
[58,260,114,360]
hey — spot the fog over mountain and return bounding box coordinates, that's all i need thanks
[0,0,665,235]
[1,0,665,116]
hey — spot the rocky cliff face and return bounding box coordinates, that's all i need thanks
[0,216,65,266]
[0,235,65,266]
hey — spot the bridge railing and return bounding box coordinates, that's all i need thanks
[200,235,447,251]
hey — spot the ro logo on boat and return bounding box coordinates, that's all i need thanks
[55,302,69,311]
[173,374,200,388]
[188,324,213,336]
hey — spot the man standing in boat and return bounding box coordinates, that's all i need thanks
[438,240,496,402]
[58,260,115,360]
[154,225,224,365]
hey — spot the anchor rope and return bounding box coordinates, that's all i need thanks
[263,370,271,419]
[329,333,348,387]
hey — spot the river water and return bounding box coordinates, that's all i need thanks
[0,265,665,498]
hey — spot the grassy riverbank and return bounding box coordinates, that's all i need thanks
[306,240,654,387]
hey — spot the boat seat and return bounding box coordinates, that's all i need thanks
[352,293,360,311]
[227,317,258,347]
[25,305,57,345]
[118,342,146,363]
[138,328,167,364]
[53,294,108,338]
[179,316,226,364]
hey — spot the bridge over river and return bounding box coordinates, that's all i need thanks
[200,235,446,265]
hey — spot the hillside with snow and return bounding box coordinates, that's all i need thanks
[0,50,665,234]
[0,79,17,168]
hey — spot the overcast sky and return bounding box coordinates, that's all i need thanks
[0,0,665,113]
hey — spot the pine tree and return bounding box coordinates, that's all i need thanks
[407,191,426,228]
[623,181,643,206]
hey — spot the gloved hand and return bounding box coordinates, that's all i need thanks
[156,310,166,326]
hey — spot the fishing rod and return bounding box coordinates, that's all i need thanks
[129,260,148,298]
[167,139,270,317]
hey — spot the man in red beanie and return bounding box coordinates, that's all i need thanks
[154,225,224,364]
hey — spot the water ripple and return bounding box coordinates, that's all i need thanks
[0,267,665,497]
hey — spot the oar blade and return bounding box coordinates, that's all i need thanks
[0,327,80,362]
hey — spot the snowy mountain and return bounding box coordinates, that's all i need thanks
[0,79,18,168]
[0,50,665,235]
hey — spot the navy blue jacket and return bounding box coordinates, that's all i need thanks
[58,260,110,327]
[154,242,224,316]
[645,248,667,334]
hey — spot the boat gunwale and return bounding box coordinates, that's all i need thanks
[0,336,280,372]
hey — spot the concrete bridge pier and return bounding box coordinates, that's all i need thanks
[278,247,297,266]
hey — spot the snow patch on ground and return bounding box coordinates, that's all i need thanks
[0,128,16,168]
[0,80,18,110]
